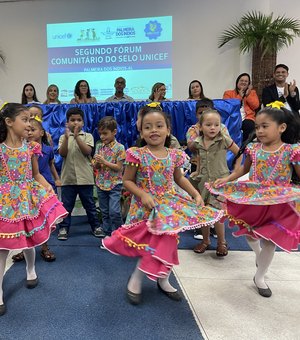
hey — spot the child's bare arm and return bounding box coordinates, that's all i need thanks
[174,168,204,205]
[123,164,155,209]
[94,154,123,172]
[59,134,69,157]
[32,157,53,193]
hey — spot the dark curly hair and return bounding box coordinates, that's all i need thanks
[0,103,28,142]
[139,108,171,147]
[232,106,300,166]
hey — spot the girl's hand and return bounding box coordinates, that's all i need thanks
[46,185,55,194]
[55,179,62,187]
[190,171,198,179]
[214,177,229,188]
[194,194,204,206]
[141,192,156,210]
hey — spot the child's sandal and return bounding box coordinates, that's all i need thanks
[12,251,25,262]
[216,242,228,257]
[41,247,56,262]
[193,242,210,254]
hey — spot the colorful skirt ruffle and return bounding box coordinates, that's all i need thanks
[0,195,68,250]
[206,181,300,252]
[102,221,179,280]
[226,202,300,252]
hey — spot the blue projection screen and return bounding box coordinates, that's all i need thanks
[47,16,172,102]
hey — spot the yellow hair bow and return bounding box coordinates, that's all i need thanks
[0,101,8,111]
[266,101,285,109]
[33,115,43,123]
[146,102,161,108]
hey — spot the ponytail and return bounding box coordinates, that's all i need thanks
[232,130,256,167]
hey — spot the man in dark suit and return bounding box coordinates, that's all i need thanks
[262,64,300,115]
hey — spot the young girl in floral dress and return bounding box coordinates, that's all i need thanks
[0,103,67,316]
[207,102,300,298]
[103,108,223,305]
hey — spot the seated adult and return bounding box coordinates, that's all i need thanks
[223,73,259,142]
[262,64,300,115]
[70,80,97,104]
[187,80,205,100]
[44,84,61,104]
[105,77,134,102]
[148,82,169,102]
[21,83,40,104]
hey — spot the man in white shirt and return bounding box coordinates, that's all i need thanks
[105,77,134,102]
[262,64,300,115]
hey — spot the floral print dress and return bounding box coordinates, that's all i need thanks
[103,146,223,280]
[206,143,300,252]
[0,142,67,250]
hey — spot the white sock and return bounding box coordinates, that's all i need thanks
[246,236,261,265]
[23,248,37,281]
[0,250,9,305]
[158,273,177,293]
[255,239,275,289]
[127,261,144,294]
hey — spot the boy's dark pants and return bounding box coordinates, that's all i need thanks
[58,185,100,232]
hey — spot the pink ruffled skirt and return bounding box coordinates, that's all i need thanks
[226,202,300,252]
[102,221,179,280]
[0,195,68,250]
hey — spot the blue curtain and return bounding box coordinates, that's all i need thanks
[40,99,242,171]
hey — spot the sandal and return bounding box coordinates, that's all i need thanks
[193,242,210,254]
[216,242,228,257]
[12,251,25,262]
[41,247,56,262]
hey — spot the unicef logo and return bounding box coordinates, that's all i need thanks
[52,33,73,40]
[144,20,162,40]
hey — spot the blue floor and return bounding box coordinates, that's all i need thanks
[2,226,204,340]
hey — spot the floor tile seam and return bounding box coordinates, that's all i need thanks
[173,275,300,282]
[173,269,210,340]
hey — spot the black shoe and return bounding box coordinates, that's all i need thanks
[157,281,182,301]
[26,277,39,289]
[126,276,142,305]
[92,227,106,238]
[0,304,6,316]
[210,227,217,239]
[253,277,272,298]
[126,289,142,305]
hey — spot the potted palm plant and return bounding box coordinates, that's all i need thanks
[218,11,300,99]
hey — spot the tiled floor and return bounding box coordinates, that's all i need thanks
[174,249,300,340]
